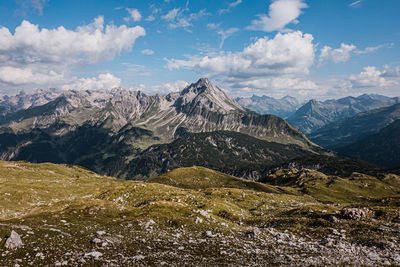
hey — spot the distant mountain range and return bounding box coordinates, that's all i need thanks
[235,95,302,118]
[307,103,400,168]
[287,94,400,134]
[335,119,400,168]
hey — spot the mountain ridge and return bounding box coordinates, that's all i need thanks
[287,94,400,134]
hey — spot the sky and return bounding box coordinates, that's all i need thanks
[0,0,399,100]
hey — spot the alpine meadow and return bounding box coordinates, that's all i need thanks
[0,0,399,266]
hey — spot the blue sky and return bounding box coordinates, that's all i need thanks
[0,0,399,99]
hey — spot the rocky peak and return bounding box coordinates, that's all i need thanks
[176,78,245,114]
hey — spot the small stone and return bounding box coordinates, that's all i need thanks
[91,238,102,244]
[5,231,23,250]
[253,227,261,236]
[145,219,156,229]
[204,231,213,238]
[84,251,103,259]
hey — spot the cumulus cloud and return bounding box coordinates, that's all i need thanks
[166,31,315,78]
[0,66,64,86]
[247,0,308,32]
[166,31,316,98]
[0,66,122,91]
[319,43,357,64]
[61,73,121,90]
[318,43,393,65]
[218,0,242,15]
[0,16,146,66]
[348,66,399,88]
[0,16,145,92]
[124,8,142,22]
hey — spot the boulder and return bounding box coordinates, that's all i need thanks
[5,230,23,250]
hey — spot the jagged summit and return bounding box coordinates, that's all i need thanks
[176,78,245,113]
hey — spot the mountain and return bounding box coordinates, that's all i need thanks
[121,131,320,180]
[309,103,400,149]
[0,88,61,122]
[335,119,400,168]
[0,78,320,180]
[287,94,400,134]
[236,95,302,118]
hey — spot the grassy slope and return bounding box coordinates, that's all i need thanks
[149,166,280,193]
[263,168,400,203]
[1,161,400,265]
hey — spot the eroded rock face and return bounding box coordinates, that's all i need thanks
[341,207,372,220]
[4,230,23,250]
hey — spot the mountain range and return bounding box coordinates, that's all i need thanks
[286,94,400,134]
[307,103,400,168]
[0,78,326,180]
[235,95,302,118]
[0,78,398,176]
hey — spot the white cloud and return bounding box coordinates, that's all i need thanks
[0,17,145,93]
[166,31,316,98]
[207,23,221,30]
[125,8,142,22]
[61,73,121,91]
[141,49,155,55]
[162,8,180,21]
[247,0,308,32]
[0,66,64,86]
[348,66,399,88]
[218,0,242,14]
[218,28,239,49]
[319,43,357,64]
[145,15,156,22]
[355,43,394,55]
[16,0,47,15]
[318,43,393,65]
[0,16,145,66]
[161,8,209,31]
[142,80,189,94]
[349,0,362,7]
[167,31,315,78]
[0,66,122,91]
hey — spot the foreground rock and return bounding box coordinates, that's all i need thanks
[4,231,23,250]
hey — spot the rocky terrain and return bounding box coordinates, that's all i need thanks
[1,161,400,266]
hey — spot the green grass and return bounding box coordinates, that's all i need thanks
[149,166,280,193]
[1,161,400,266]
